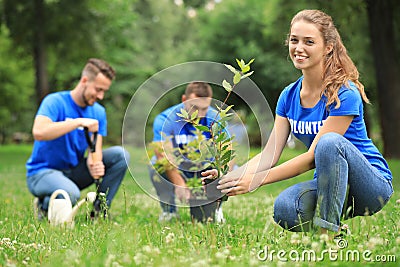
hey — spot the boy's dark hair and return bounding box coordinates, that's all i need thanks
[185,82,212,97]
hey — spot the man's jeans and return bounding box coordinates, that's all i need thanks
[27,146,130,211]
[273,133,393,232]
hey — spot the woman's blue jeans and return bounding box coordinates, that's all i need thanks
[27,146,130,211]
[273,133,393,232]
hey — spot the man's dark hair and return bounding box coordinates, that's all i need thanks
[82,58,116,81]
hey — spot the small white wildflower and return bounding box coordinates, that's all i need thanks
[311,241,320,251]
[133,252,146,265]
[366,237,385,249]
[121,253,132,264]
[165,232,175,244]
[105,254,116,267]
[319,234,329,243]
[290,233,301,244]
[301,235,311,245]
[228,255,237,261]
[112,262,123,267]
[143,245,152,253]
[190,259,208,267]
[395,237,400,245]
[215,251,225,260]
[249,257,259,266]
[2,237,11,243]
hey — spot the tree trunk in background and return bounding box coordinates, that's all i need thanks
[33,0,49,107]
[366,0,400,158]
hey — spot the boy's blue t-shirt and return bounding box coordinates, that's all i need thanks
[152,103,220,175]
[26,91,107,176]
[153,103,218,147]
[276,76,392,181]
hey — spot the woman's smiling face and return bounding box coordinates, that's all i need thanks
[288,20,330,73]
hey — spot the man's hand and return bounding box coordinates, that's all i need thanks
[87,156,105,178]
[77,118,99,132]
[175,185,191,203]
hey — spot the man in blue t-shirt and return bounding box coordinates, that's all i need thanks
[149,82,227,222]
[26,58,130,220]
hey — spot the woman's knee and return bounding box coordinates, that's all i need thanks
[273,192,298,230]
[315,132,343,156]
[273,184,316,232]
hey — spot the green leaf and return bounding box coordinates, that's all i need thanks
[207,144,217,157]
[201,162,212,170]
[221,165,229,175]
[180,108,188,118]
[236,58,243,69]
[224,105,234,113]
[221,150,233,163]
[222,79,232,92]
[221,154,235,168]
[194,125,210,132]
[242,65,250,73]
[233,72,241,84]
[241,71,254,80]
[215,132,227,143]
[224,64,238,74]
[191,109,198,120]
[221,144,230,151]
[218,116,230,126]
[176,113,186,118]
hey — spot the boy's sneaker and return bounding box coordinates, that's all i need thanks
[33,198,47,221]
[215,206,225,224]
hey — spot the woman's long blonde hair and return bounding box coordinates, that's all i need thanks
[289,9,369,107]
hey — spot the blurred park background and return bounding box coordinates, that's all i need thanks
[0,0,399,158]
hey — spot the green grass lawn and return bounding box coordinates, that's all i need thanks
[0,144,399,266]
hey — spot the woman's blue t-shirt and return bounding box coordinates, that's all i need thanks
[276,76,392,181]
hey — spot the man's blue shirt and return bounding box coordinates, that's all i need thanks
[26,91,107,176]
